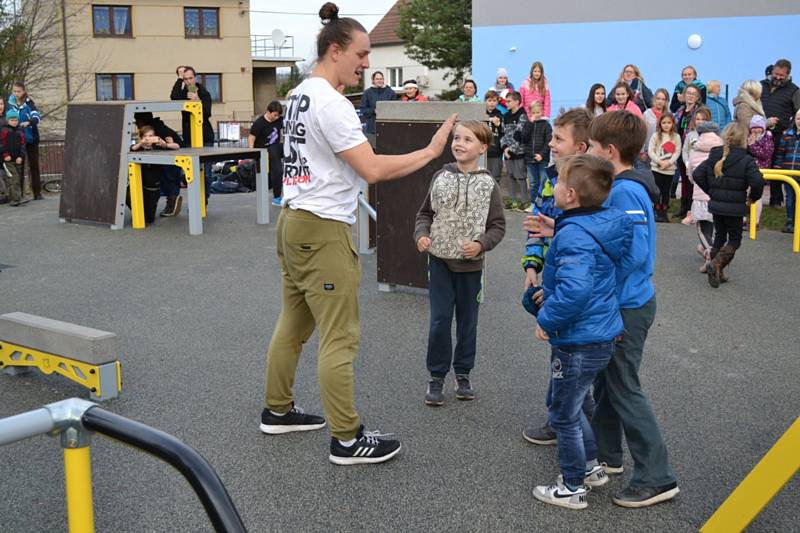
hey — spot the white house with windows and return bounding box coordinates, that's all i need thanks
[365,2,455,98]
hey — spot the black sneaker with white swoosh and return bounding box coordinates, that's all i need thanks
[329,424,401,465]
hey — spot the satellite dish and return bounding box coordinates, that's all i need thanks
[271,29,286,49]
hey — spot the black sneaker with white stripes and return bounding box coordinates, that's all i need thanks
[329,424,401,465]
[260,403,326,434]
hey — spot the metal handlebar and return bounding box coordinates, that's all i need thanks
[0,399,247,533]
[82,407,246,533]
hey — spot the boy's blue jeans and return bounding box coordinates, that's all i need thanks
[426,256,482,378]
[547,341,614,487]
[527,162,547,205]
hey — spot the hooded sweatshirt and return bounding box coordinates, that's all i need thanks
[603,169,659,309]
[414,163,506,272]
[688,131,723,201]
[535,206,633,346]
[519,78,551,119]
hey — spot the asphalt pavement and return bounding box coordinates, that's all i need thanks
[1,194,798,532]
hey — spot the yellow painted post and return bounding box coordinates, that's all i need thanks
[749,203,757,241]
[183,102,204,147]
[701,417,800,533]
[64,447,95,533]
[128,163,145,229]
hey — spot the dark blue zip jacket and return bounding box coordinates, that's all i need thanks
[536,206,632,346]
[359,86,397,134]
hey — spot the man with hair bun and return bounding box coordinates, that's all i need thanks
[259,2,456,466]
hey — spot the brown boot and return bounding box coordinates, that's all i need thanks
[707,248,721,288]
[717,244,736,283]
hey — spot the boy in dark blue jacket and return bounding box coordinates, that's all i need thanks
[527,154,632,510]
[587,110,680,508]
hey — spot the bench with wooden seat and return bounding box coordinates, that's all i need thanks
[0,312,122,401]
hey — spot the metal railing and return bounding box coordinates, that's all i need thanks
[750,170,800,253]
[251,34,296,59]
[0,399,247,533]
[357,180,376,254]
[216,121,253,148]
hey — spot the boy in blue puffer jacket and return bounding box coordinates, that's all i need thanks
[526,154,632,510]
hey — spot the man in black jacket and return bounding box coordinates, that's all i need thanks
[760,59,800,206]
[170,66,215,147]
[170,65,214,202]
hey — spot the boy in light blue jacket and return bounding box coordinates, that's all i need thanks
[527,154,632,510]
[587,110,680,508]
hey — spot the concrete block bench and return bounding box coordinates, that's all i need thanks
[0,312,122,401]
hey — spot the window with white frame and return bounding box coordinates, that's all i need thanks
[387,67,403,88]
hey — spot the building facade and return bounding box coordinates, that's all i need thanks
[472,1,800,112]
[31,0,256,136]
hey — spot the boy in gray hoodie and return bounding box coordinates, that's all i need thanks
[415,120,506,405]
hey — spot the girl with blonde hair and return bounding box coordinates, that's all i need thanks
[520,61,551,119]
[692,124,763,287]
[733,80,765,128]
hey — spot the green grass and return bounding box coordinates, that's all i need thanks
[667,199,788,231]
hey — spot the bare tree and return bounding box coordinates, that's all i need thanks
[1,0,106,133]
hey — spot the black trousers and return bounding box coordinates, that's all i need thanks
[712,214,743,250]
[652,171,673,207]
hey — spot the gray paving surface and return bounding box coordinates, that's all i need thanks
[0,194,798,532]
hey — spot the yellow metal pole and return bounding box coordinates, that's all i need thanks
[128,163,145,229]
[64,447,95,533]
[183,102,203,147]
[701,416,800,533]
[762,173,800,253]
[749,202,757,241]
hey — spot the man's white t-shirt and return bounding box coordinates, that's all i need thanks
[282,77,368,225]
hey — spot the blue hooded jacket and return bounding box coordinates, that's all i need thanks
[8,94,40,145]
[535,206,633,346]
[521,165,561,272]
[603,169,659,308]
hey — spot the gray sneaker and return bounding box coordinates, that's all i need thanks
[523,423,557,445]
[533,479,589,510]
[558,464,609,488]
[455,374,474,400]
[425,377,444,406]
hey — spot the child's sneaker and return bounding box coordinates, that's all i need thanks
[425,377,445,406]
[271,196,282,207]
[454,374,474,400]
[260,403,326,434]
[328,425,401,465]
[533,479,588,509]
[558,464,609,488]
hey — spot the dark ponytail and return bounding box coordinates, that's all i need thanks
[316,2,366,59]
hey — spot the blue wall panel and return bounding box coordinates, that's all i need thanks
[473,15,800,113]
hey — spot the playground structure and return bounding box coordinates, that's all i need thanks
[58,101,269,236]
[0,312,121,401]
[0,398,247,533]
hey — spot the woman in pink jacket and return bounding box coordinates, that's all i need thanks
[607,82,644,118]
[519,61,551,120]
